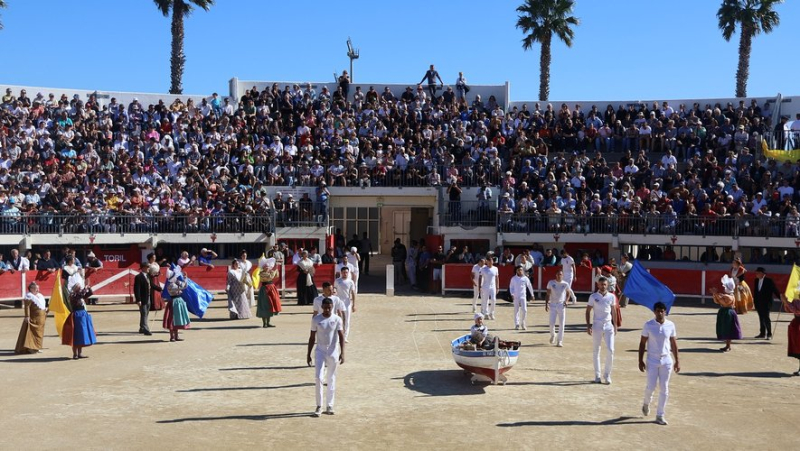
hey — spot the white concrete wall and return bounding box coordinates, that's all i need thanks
[0,83,216,109]
[510,95,800,123]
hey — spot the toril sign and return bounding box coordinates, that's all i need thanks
[103,255,127,262]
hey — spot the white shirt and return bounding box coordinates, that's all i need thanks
[334,277,356,303]
[509,275,534,301]
[547,280,571,304]
[588,291,616,324]
[311,313,343,356]
[479,265,499,290]
[471,264,483,284]
[642,318,677,364]
[346,252,359,273]
[312,294,345,315]
[335,262,354,280]
[25,291,46,310]
[561,255,575,279]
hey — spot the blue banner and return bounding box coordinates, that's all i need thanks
[622,260,676,313]
[162,264,214,318]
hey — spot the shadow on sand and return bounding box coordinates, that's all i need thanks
[157,412,314,423]
[397,370,486,397]
[498,415,652,427]
[219,366,308,372]
[681,371,790,379]
[177,382,314,393]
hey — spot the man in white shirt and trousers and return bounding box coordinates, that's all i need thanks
[471,257,485,313]
[509,265,535,330]
[307,298,345,417]
[561,249,577,302]
[586,276,617,384]
[334,266,357,343]
[639,301,680,426]
[313,282,346,327]
[546,269,575,347]
[478,254,499,320]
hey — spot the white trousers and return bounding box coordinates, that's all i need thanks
[472,284,480,311]
[513,295,527,327]
[342,302,352,340]
[643,360,673,417]
[314,351,339,408]
[406,263,416,286]
[564,275,576,301]
[592,321,615,379]
[549,302,566,342]
[480,287,496,316]
[351,271,359,293]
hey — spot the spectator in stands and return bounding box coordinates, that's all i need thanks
[197,248,217,269]
[7,249,30,272]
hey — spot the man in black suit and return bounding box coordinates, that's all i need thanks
[752,267,780,339]
[134,261,153,336]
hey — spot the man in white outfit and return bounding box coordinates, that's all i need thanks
[313,282,346,327]
[509,265,535,330]
[478,254,499,320]
[346,247,360,292]
[546,269,575,347]
[335,257,355,280]
[307,298,345,417]
[586,277,617,384]
[334,266,357,343]
[471,257,485,313]
[639,302,680,426]
[561,249,577,302]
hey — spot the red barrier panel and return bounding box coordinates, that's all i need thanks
[443,264,474,290]
[30,270,59,297]
[649,269,703,296]
[0,272,23,299]
[181,266,228,292]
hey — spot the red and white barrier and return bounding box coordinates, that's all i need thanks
[0,264,339,303]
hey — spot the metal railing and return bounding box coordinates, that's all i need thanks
[440,200,497,227]
[438,201,800,238]
[494,211,800,238]
[0,213,285,235]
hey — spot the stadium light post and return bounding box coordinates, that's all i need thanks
[346,37,359,82]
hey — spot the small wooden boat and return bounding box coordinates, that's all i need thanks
[451,334,520,385]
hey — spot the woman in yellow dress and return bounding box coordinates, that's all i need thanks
[731,257,754,314]
[14,282,47,354]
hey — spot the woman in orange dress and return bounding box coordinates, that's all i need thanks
[731,257,754,314]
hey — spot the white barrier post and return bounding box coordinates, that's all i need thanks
[700,270,706,305]
[386,264,394,296]
[441,265,446,296]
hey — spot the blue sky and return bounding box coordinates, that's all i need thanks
[0,0,796,101]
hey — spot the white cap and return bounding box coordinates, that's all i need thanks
[351,247,358,253]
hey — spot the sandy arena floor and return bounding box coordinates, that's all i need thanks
[1,284,798,451]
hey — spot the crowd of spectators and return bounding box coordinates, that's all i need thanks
[1,77,798,238]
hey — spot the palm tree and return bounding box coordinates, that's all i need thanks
[717,0,782,98]
[0,1,7,30]
[515,0,579,101]
[153,0,214,94]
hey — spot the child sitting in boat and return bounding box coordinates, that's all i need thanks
[465,313,521,351]
[470,313,496,350]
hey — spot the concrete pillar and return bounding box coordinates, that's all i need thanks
[386,264,394,296]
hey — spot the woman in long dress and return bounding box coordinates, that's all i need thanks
[257,257,282,327]
[14,282,47,354]
[163,270,191,342]
[711,275,742,352]
[227,260,252,320]
[62,275,97,359]
[296,250,318,306]
[781,285,800,376]
[731,257,754,314]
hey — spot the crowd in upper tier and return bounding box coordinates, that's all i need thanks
[1,73,798,236]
